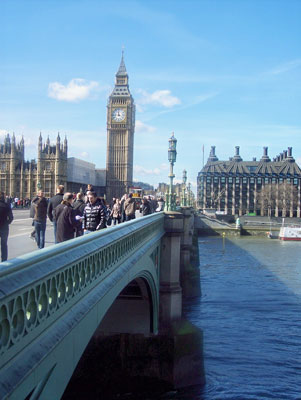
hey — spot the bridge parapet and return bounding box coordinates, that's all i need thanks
[0,213,165,399]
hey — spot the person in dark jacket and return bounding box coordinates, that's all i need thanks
[83,192,105,233]
[124,193,136,221]
[33,190,48,249]
[73,192,86,236]
[47,185,64,243]
[140,198,151,216]
[53,193,78,243]
[0,192,13,261]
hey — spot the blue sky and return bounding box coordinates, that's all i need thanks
[1,0,301,191]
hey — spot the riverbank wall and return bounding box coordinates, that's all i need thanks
[195,214,286,237]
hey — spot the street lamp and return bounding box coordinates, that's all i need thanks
[181,169,187,206]
[187,182,191,206]
[165,132,177,211]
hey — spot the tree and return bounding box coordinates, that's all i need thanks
[258,182,298,217]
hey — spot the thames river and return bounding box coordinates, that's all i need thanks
[176,236,301,400]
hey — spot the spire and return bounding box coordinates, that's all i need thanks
[116,49,127,76]
[56,132,61,144]
[63,135,68,155]
[12,132,16,144]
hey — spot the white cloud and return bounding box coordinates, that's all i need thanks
[137,89,181,108]
[134,163,169,176]
[135,120,156,133]
[48,78,99,102]
[80,151,89,158]
[269,59,301,75]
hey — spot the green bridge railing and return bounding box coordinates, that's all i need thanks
[0,213,165,380]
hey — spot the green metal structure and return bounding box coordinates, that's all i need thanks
[0,213,165,399]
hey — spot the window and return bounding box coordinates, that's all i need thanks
[294,178,298,185]
[228,177,233,183]
[250,178,254,184]
[257,178,261,183]
[243,177,247,184]
[265,178,269,183]
[236,178,240,183]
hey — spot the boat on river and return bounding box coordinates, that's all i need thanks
[279,225,301,241]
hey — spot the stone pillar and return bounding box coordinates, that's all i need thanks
[159,211,183,330]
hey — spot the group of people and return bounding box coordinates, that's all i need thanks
[0,185,165,261]
[31,187,165,248]
[30,185,109,248]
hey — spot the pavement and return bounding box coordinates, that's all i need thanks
[6,208,55,261]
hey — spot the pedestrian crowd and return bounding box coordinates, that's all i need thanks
[0,185,165,261]
[29,186,165,250]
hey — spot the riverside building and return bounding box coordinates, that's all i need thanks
[197,146,301,217]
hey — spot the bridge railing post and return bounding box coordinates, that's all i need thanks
[159,211,184,330]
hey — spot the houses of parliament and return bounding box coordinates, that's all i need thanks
[0,54,135,200]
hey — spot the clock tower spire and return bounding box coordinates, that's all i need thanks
[106,53,135,200]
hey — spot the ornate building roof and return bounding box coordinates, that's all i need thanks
[200,146,301,176]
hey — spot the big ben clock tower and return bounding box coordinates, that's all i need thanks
[106,53,135,200]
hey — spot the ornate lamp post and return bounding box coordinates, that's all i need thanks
[165,132,177,211]
[181,169,187,206]
[187,182,191,206]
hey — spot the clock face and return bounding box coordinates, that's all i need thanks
[112,108,126,122]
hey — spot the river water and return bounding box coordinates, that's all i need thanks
[174,236,301,400]
[66,235,301,399]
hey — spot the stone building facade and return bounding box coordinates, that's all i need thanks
[197,146,301,217]
[0,133,67,199]
[106,53,135,201]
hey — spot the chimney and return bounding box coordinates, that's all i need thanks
[208,145,218,162]
[288,147,292,157]
[261,146,270,162]
[284,150,288,159]
[233,146,242,161]
[253,157,256,161]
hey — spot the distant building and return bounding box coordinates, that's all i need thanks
[106,53,135,201]
[197,146,301,217]
[0,133,67,199]
[67,157,106,195]
[0,133,108,199]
